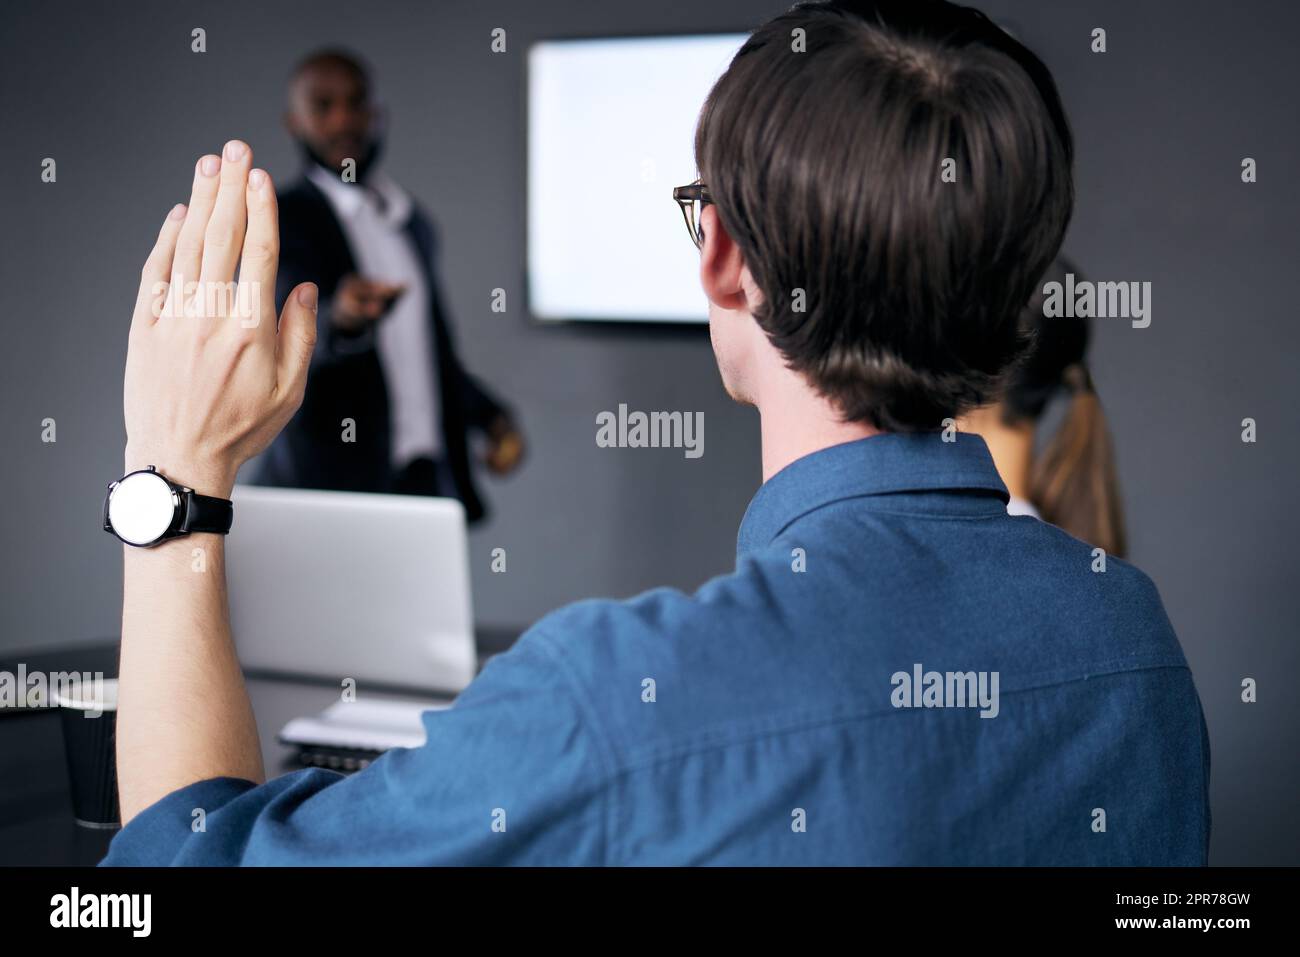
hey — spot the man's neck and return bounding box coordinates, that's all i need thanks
[757,380,879,483]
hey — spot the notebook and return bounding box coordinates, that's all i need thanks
[278,698,450,772]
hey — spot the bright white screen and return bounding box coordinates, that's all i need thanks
[528,34,747,322]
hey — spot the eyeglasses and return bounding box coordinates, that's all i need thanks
[672,180,713,249]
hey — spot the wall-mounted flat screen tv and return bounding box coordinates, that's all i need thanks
[527,33,748,323]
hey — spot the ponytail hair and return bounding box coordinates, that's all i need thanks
[1004,258,1128,557]
[1028,364,1127,557]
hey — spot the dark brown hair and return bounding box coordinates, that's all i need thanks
[1007,259,1128,557]
[694,0,1074,431]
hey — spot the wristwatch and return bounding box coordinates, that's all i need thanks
[103,465,234,547]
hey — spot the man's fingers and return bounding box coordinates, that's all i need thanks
[236,167,280,338]
[200,140,252,289]
[132,204,187,332]
[353,279,402,296]
[356,281,404,318]
[275,284,319,404]
[170,154,223,319]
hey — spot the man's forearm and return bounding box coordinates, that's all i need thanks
[112,143,316,825]
[117,530,264,824]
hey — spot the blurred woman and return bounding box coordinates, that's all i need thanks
[959,258,1128,557]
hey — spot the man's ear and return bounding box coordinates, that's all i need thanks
[699,205,749,313]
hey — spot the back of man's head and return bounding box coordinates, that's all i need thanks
[696,0,1074,431]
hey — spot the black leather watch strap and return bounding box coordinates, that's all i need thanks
[179,491,234,535]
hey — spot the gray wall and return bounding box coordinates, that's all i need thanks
[1,0,1295,864]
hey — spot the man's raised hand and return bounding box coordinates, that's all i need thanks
[123,140,318,499]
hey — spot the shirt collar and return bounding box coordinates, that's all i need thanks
[1006,494,1041,519]
[737,432,1009,558]
[305,163,412,227]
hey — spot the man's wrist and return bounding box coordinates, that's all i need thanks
[122,449,237,500]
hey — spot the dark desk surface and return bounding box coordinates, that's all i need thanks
[0,628,520,866]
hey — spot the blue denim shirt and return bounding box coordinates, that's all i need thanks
[102,433,1210,865]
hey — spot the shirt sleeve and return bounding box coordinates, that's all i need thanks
[99,632,610,866]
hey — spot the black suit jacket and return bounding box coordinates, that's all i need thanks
[254,174,506,523]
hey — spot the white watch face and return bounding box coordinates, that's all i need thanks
[108,470,177,545]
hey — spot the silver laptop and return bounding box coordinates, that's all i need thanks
[226,484,477,694]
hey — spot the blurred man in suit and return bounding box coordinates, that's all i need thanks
[255,50,524,522]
